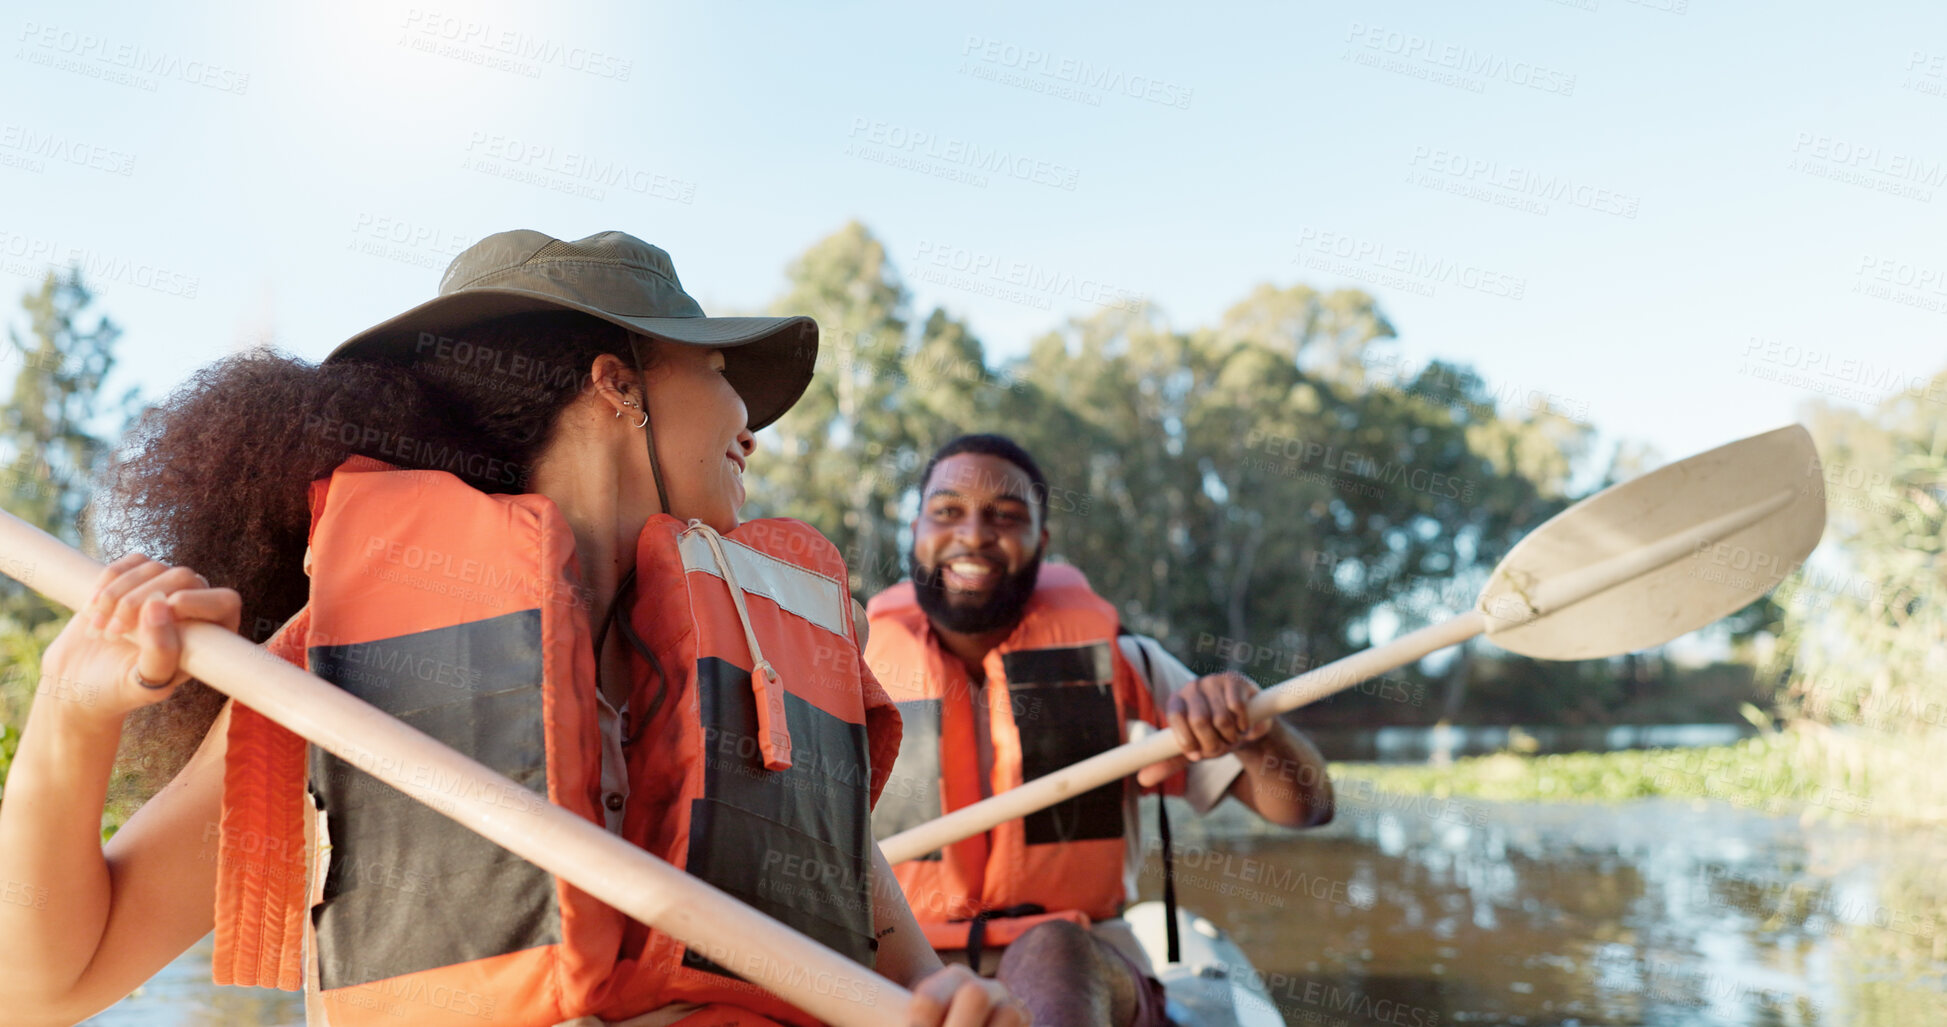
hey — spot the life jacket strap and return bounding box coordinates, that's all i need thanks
[687,519,793,770]
[920,907,1094,969]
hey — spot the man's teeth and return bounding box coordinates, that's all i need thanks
[948,560,993,576]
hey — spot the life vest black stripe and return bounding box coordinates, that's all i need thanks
[307,610,559,989]
[1000,642,1112,686]
[688,656,875,970]
[1006,642,1124,845]
[871,698,944,860]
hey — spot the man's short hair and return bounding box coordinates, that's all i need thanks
[917,434,1050,524]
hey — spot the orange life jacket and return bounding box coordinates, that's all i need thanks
[211,457,895,1027]
[863,564,1162,946]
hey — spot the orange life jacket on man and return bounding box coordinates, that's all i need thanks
[210,456,899,1027]
[864,564,1163,952]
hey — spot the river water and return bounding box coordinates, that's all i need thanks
[1138,793,1947,1027]
[85,790,1946,1026]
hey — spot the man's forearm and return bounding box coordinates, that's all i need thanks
[1226,718,1334,827]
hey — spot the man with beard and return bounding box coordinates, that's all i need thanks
[866,434,1334,1027]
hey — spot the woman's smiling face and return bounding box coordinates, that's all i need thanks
[637,341,755,532]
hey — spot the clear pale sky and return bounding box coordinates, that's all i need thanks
[5,0,1942,470]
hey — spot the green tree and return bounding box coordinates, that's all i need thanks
[1767,370,1947,820]
[747,221,913,594]
[748,223,1004,595]
[743,223,1663,729]
[981,288,1586,701]
[0,269,129,786]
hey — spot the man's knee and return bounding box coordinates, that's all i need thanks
[997,921,1141,1027]
[1003,920,1097,965]
[998,921,1133,992]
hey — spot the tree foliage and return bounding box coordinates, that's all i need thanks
[749,225,1614,724]
[1,270,128,784]
[1767,372,1947,819]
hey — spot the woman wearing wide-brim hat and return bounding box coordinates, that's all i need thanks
[0,230,1025,1027]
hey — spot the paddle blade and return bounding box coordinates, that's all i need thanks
[1479,424,1826,660]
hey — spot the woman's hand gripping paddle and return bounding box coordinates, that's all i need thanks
[879,424,1827,864]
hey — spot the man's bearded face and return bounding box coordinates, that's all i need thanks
[907,453,1046,635]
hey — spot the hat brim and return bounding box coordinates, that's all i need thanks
[324,287,818,432]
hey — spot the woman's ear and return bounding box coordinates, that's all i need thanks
[587,353,640,413]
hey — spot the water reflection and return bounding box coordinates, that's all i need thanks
[1142,793,1947,1026]
[1304,723,1757,764]
[82,934,301,1026]
[85,793,1946,1026]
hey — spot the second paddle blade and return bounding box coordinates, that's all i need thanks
[1478,424,1827,660]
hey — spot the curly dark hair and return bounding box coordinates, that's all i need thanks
[94,310,646,801]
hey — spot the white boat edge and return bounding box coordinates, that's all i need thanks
[1124,901,1286,1027]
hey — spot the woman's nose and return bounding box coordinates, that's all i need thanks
[736,429,756,458]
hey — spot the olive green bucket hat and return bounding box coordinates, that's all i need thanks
[325,229,818,431]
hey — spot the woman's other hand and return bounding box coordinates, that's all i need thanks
[905,964,1030,1027]
[41,553,241,720]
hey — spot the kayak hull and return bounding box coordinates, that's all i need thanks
[1124,901,1284,1027]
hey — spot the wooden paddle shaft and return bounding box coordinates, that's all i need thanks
[0,511,909,1027]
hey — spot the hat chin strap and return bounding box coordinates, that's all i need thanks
[590,341,675,742]
[630,343,672,518]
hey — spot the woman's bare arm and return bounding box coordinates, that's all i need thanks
[0,555,242,1024]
